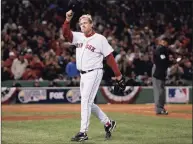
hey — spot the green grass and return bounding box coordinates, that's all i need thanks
[2,112,192,144]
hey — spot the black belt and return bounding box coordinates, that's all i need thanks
[80,68,102,74]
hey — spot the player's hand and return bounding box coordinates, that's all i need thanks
[66,10,74,22]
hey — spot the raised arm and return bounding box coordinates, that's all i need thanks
[62,10,74,43]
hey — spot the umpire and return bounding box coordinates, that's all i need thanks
[152,38,170,115]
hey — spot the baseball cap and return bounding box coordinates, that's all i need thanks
[27,48,32,53]
[9,52,15,56]
[42,21,47,25]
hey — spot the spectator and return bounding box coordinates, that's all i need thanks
[115,49,130,75]
[43,50,61,80]
[4,51,16,68]
[1,61,12,81]
[11,51,28,80]
[167,62,184,86]
[181,61,193,85]
[65,55,80,79]
[128,46,143,62]
[58,51,71,76]
[124,61,135,78]
[24,48,33,63]
[133,53,144,76]
[126,71,141,86]
[2,18,17,33]
[3,51,16,77]
[141,54,153,77]
[29,55,45,79]
[22,65,36,80]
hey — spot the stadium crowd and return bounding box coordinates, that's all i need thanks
[1,0,192,86]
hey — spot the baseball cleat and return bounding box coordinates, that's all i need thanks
[104,120,116,139]
[71,132,88,142]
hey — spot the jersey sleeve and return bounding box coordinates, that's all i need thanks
[62,21,73,42]
[72,32,84,44]
[101,36,114,57]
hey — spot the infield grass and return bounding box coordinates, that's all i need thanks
[2,112,192,144]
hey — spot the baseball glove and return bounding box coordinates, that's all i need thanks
[68,0,86,13]
[113,76,126,94]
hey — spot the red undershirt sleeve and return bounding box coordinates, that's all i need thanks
[106,53,121,77]
[62,20,73,43]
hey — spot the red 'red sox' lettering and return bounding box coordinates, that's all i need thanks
[86,44,95,52]
[75,43,95,52]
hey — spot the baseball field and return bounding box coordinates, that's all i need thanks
[2,104,192,144]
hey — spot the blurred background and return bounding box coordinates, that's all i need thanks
[1,0,192,87]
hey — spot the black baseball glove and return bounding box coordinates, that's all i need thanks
[113,76,126,94]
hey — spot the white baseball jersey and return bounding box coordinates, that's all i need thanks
[72,32,113,71]
[70,31,113,133]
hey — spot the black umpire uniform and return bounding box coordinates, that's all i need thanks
[152,39,170,115]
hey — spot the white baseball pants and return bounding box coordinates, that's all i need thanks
[79,69,110,133]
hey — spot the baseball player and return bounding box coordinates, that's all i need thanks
[62,10,126,142]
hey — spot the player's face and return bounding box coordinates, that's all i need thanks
[79,18,93,34]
